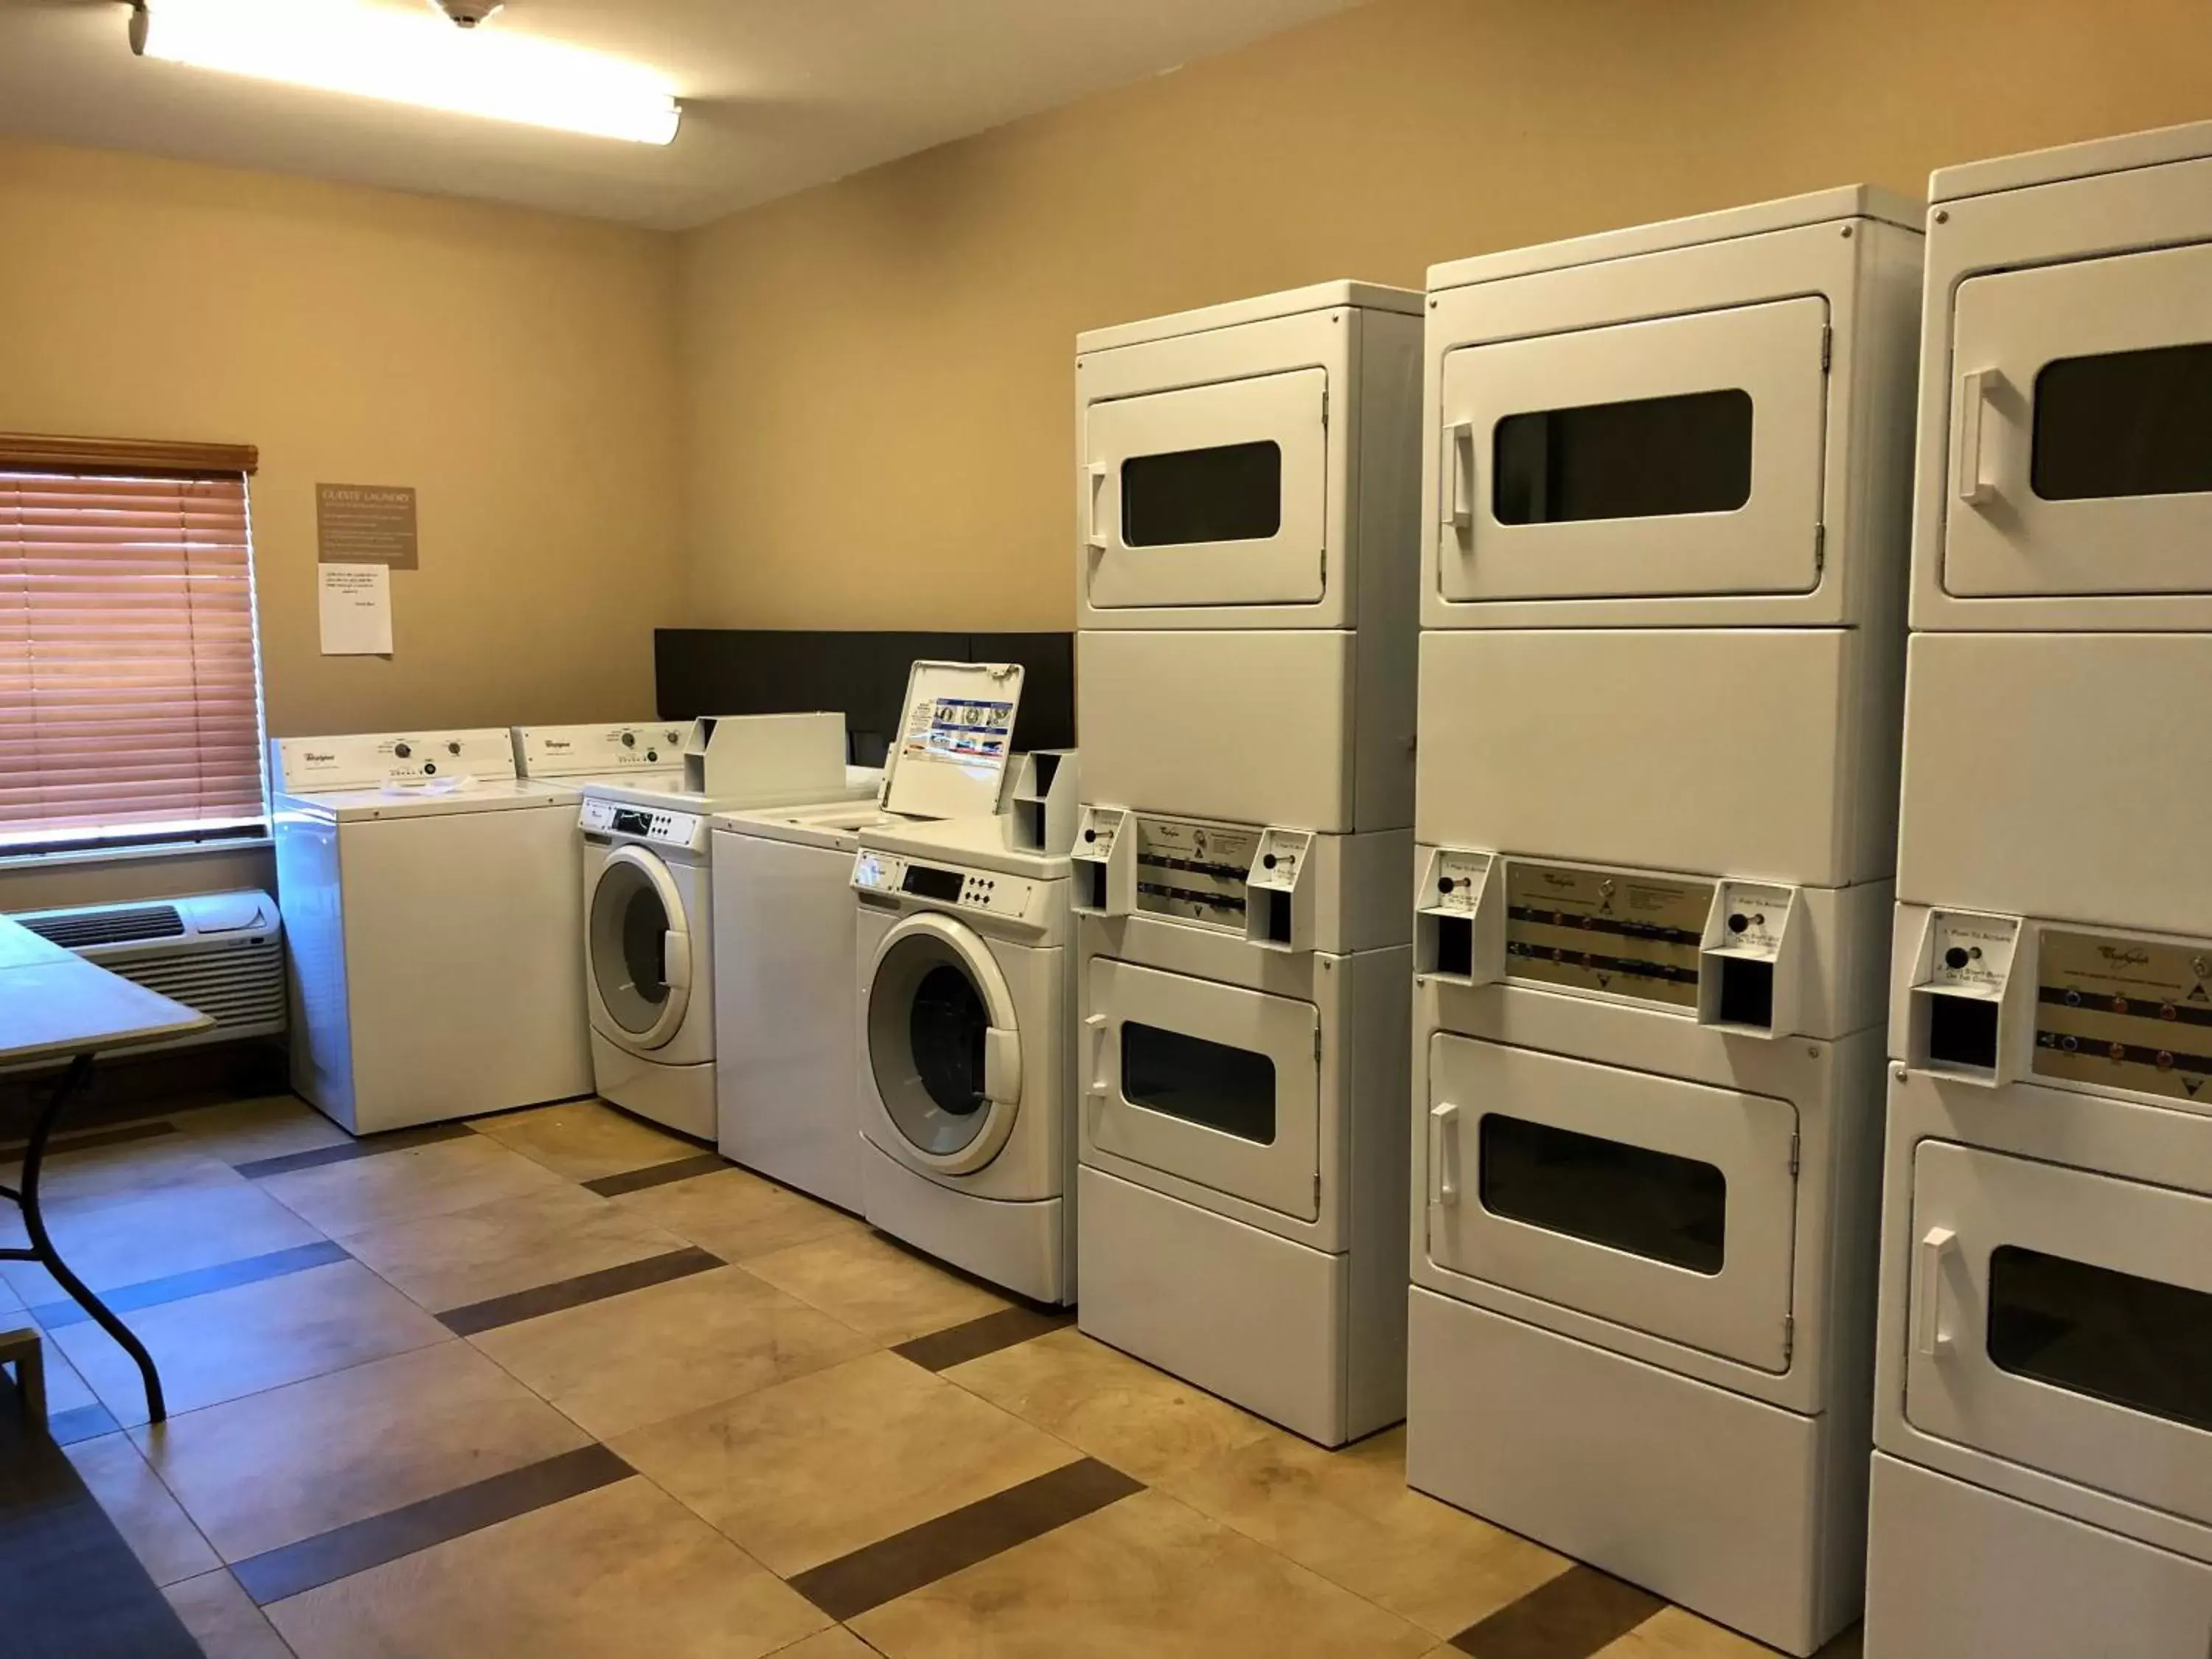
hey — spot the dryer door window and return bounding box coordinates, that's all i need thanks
[1435,297,1829,602]
[589,851,689,1048]
[866,917,1022,1175]
[1085,956,1320,1222]
[1425,1034,1799,1372]
[1904,1141,2212,1526]
[1944,240,2212,598]
[1083,369,1328,611]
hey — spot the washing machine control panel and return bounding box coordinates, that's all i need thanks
[579,798,706,852]
[852,852,1048,928]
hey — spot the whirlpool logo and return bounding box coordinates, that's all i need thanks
[2096,945,2153,969]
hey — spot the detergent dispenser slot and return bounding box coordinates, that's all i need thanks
[1072,806,1134,917]
[1416,846,1503,987]
[1908,910,2025,1085]
[1697,881,1802,1039]
[1245,827,1317,953]
[1011,750,1082,855]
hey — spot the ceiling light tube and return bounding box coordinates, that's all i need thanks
[131,0,681,145]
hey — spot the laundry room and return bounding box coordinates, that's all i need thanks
[1,1,2208,1655]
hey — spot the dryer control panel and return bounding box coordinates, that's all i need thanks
[852,852,1052,933]
[580,798,706,853]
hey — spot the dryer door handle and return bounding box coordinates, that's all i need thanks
[1428,1101,1461,1206]
[984,1026,1023,1105]
[1954,369,2004,507]
[1082,462,1110,552]
[1915,1225,1958,1357]
[662,928,691,992]
[1443,421,1475,532]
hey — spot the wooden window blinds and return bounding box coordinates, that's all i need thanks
[1,435,266,854]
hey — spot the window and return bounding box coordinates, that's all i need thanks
[1477,1113,1728,1273]
[1493,389,1755,524]
[1121,442,1283,546]
[1,435,265,856]
[2031,341,2212,501]
[1986,1245,2212,1430]
[1121,1021,1276,1144]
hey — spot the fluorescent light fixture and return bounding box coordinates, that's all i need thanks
[132,0,681,145]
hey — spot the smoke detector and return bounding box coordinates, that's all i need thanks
[430,0,505,25]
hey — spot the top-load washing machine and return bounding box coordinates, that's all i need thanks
[1070,282,1422,1446]
[852,754,1079,1304]
[715,660,1030,1209]
[273,729,594,1134]
[581,712,873,1139]
[1864,119,2212,1659]
[1405,188,1924,1657]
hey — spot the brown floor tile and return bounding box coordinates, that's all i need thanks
[947,1326,1284,1484]
[135,1339,591,1561]
[0,1180,327,1304]
[613,1349,1079,1577]
[1451,1562,1665,1658]
[258,1133,567,1237]
[171,1096,352,1166]
[52,1260,450,1425]
[850,1487,1434,1658]
[163,1568,295,1659]
[611,1165,863,1262]
[264,1476,828,1659]
[62,1430,221,1586]
[338,1182,693,1314]
[470,1099,698,1183]
[1593,1606,1786,1656]
[472,1263,875,1439]
[771,1630,879,1658]
[743,1230,1009,1343]
[1161,1425,1571,1637]
[1,1133,240,1208]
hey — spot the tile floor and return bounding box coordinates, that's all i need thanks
[1,1095,1865,1659]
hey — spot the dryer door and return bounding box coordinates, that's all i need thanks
[865,912,1023,1176]
[1944,242,2212,599]
[1425,1033,1800,1371]
[1904,1141,2212,1527]
[588,846,692,1051]
[1084,956,1321,1222]
[1434,297,1829,602]
[1082,369,1329,611]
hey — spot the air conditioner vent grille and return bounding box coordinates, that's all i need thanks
[21,905,186,949]
[114,942,287,1034]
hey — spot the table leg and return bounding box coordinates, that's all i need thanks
[0,1053,167,1424]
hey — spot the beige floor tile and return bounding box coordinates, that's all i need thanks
[1,1133,245,1208]
[1158,1425,1571,1636]
[173,1096,352,1166]
[41,1340,104,1417]
[612,1166,863,1262]
[340,1182,693,1313]
[851,1487,1433,1658]
[470,1099,698,1182]
[265,1475,828,1659]
[947,1326,1283,1484]
[164,1568,295,1659]
[61,1431,220,1585]
[0,1180,327,1304]
[771,1630,879,1658]
[136,1339,591,1560]
[613,1349,1079,1576]
[52,1260,450,1425]
[742,1229,1007,1343]
[260,1133,567,1237]
[0,1273,23,1316]
[473,1263,875,1439]
[1594,1605,1784,1657]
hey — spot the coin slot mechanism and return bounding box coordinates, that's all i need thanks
[1416,846,1503,987]
[1907,910,2025,1086]
[1697,881,1801,1039]
[1072,805,1134,917]
[1245,827,1316,953]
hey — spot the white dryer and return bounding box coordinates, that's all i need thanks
[581,712,872,1139]
[272,729,592,1135]
[854,813,1074,1304]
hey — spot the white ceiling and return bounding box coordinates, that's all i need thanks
[0,0,1361,229]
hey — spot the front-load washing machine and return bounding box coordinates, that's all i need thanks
[273,729,592,1134]
[581,712,872,1138]
[853,811,1074,1304]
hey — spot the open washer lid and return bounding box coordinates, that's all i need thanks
[880,660,1026,823]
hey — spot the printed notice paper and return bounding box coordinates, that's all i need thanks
[319,563,393,655]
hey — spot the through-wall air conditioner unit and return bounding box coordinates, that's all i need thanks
[7,891,286,1052]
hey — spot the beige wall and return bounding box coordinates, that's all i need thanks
[678,0,2212,632]
[0,138,682,742]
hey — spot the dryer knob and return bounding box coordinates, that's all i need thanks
[645,751,658,763]
[448,742,461,755]
[394,742,411,759]
[423,762,438,776]
[622,732,636,747]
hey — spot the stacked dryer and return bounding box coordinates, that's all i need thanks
[1068,282,1422,1447]
[1405,190,1924,1655]
[1864,122,2212,1657]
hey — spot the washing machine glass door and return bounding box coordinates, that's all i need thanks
[1944,242,2212,600]
[1425,1033,1799,1372]
[1083,368,1329,611]
[1434,297,1829,602]
[866,913,1023,1175]
[1085,956,1321,1223]
[589,846,691,1050]
[1903,1140,2212,1526]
